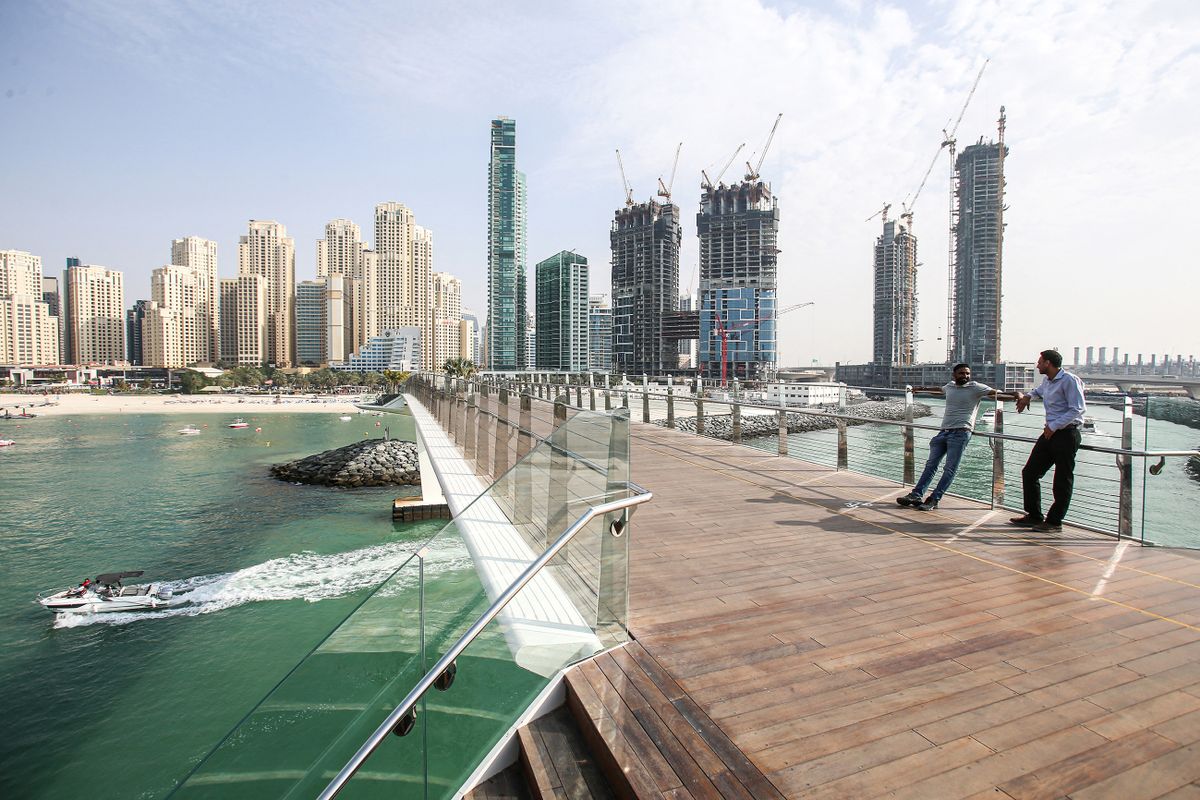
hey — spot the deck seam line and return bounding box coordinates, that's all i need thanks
[639,442,1200,635]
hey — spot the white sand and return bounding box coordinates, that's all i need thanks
[0,393,362,417]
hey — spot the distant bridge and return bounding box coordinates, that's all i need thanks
[1073,370,1200,399]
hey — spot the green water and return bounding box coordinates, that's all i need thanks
[0,411,452,799]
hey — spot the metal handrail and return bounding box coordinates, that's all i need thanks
[318,490,653,800]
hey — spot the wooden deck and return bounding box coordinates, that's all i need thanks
[624,422,1200,799]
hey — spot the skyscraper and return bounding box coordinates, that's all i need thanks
[487,117,527,371]
[872,217,918,367]
[431,271,462,371]
[535,251,589,371]
[63,262,126,365]
[460,309,481,364]
[317,218,377,354]
[42,275,64,363]
[0,250,60,365]
[949,108,1008,366]
[126,299,151,366]
[610,200,682,376]
[697,178,779,382]
[374,202,432,366]
[145,264,207,368]
[296,280,327,366]
[170,236,219,364]
[219,278,238,364]
[588,295,613,373]
[237,220,295,367]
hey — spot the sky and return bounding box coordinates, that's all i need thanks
[2,0,1198,368]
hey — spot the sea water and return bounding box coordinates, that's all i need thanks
[0,411,444,799]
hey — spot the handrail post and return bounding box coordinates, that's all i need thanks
[837,419,848,471]
[553,393,567,431]
[589,386,595,410]
[476,392,491,477]
[600,408,631,629]
[493,385,509,478]
[778,407,788,456]
[666,387,675,429]
[1119,396,1134,539]
[732,399,742,443]
[642,381,650,424]
[903,386,915,485]
[548,396,569,548]
[577,385,584,408]
[991,403,1005,508]
[518,391,532,457]
[695,394,705,436]
[464,389,477,461]
[604,389,612,411]
[514,390,533,524]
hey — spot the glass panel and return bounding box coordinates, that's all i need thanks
[1140,395,1200,548]
[170,400,632,799]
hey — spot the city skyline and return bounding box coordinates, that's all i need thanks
[2,1,1197,366]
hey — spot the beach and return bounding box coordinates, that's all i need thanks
[0,392,362,417]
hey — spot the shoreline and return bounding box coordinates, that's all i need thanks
[0,393,362,417]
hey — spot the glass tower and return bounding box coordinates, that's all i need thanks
[487,117,527,371]
[535,250,589,371]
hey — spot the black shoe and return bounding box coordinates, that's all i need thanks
[1009,515,1041,527]
[1031,521,1063,533]
[897,495,921,507]
[916,497,938,511]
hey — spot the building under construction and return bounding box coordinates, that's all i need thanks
[872,217,918,367]
[949,108,1008,366]
[697,179,780,382]
[610,200,682,376]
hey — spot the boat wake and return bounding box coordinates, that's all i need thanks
[52,537,472,629]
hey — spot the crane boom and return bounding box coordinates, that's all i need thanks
[745,113,783,181]
[657,142,683,200]
[712,143,745,188]
[615,149,633,207]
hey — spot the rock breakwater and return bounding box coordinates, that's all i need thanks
[657,399,931,440]
[270,438,421,487]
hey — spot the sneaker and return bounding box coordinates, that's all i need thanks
[916,498,938,511]
[1031,521,1063,533]
[896,494,921,507]
[1009,515,1041,527]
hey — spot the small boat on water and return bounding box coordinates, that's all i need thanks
[0,439,14,447]
[177,425,201,435]
[228,418,249,429]
[339,415,353,421]
[1081,417,1099,434]
[37,571,175,614]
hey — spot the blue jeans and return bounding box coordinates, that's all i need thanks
[909,428,972,502]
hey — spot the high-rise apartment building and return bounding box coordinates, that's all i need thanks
[697,179,779,382]
[0,250,60,365]
[374,203,432,366]
[63,262,126,365]
[42,275,64,363]
[170,236,219,364]
[535,251,589,371]
[487,117,527,370]
[296,280,327,366]
[872,217,918,367]
[338,328,422,372]
[460,309,481,364]
[219,279,238,364]
[126,299,152,366]
[237,220,295,367]
[588,294,613,373]
[143,264,207,368]
[610,200,682,376]
[431,271,462,371]
[317,218,377,354]
[233,274,268,366]
[949,108,1008,366]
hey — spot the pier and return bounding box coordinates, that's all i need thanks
[428,383,1200,798]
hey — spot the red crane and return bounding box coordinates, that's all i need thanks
[709,301,813,385]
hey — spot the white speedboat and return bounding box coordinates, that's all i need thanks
[0,439,14,447]
[38,571,174,614]
[177,425,201,435]
[228,418,249,429]
[339,415,353,421]
[1081,417,1099,434]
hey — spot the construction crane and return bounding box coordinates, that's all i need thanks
[615,149,634,207]
[900,58,989,224]
[744,113,783,182]
[657,142,683,201]
[710,301,814,385]
[701,143,745,190]
[865,203,892,224]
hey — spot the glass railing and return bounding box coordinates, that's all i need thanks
[169,396,640,799]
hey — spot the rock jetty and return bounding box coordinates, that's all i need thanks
[658,399,931,441]
[270,438,421,487]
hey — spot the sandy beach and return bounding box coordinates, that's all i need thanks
[0,393,363,417]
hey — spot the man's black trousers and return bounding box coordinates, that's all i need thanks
[1022,426,1082,525]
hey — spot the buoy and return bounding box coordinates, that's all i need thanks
[376,421,381,426]
[255,427,262,432]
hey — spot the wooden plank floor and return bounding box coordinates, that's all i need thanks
[455,391,1200,798]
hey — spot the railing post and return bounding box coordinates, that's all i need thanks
[837,419,848,471]
[732,400,742,443]
[514,391,533,524]
[642,384,650,424]
[599,407,631,630]
[666,387,675,429]
[1118,396,1134,539]
[589,386,595,411]
[476,394,491,478]
[577,385,583,408]
[518,391,532,457]
[464,389,477,461]
[991,403,1005,508]
[778,407,788,456]
[547,395,571,550]
[604,390,612,411]
[494,385,509,478]
[695,394,705,436]
[903,386,915,485]
[553,393,567,430]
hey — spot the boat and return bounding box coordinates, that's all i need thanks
[1,411,36,420]
[0,439,14,447]
[37,571,175,614]
[228,418,249,429]
[339,415,353,421]
[177,425,201,435]
[1081,416,1099,434]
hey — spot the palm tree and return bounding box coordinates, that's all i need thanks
[443,357,478,378]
